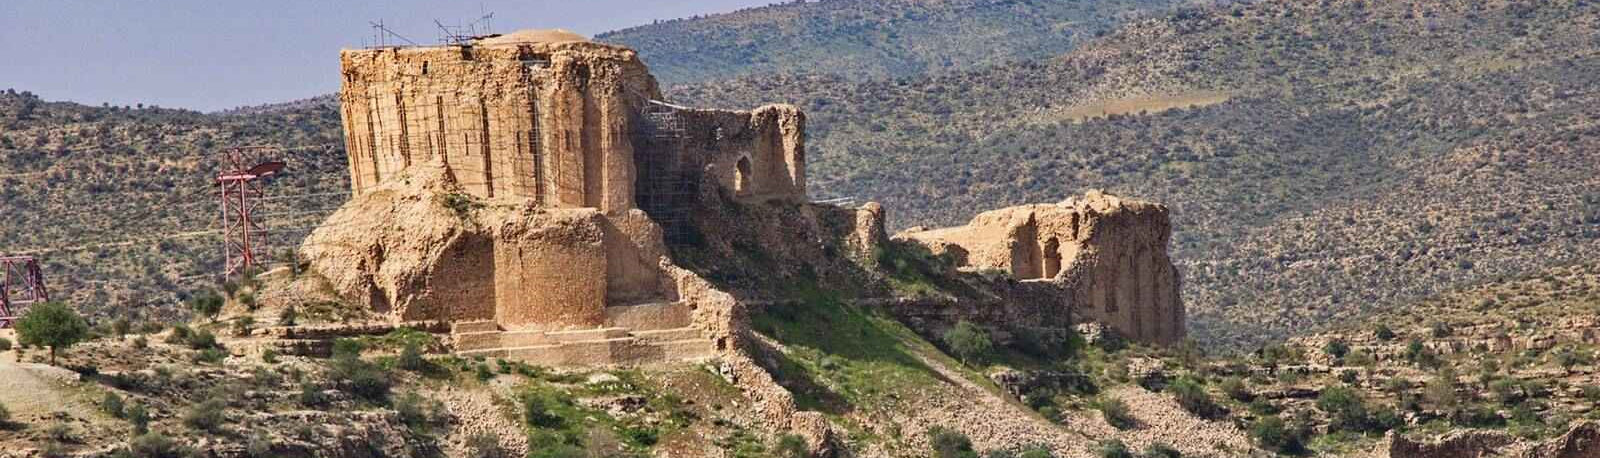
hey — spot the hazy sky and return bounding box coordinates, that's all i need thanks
[0,0,772,112]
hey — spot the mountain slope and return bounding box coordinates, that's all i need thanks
[666,0,1600,349]
[0,91,350,321]
[596,0,1175,84]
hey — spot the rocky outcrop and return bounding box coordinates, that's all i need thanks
[898,190,1185,345]
[1380,422,1600,458]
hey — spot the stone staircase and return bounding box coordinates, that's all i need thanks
[450,321,714,366]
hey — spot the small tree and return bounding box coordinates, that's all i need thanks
[188,293,224,322]
[942,321,994,365]
[928,426,978,458]
[1323,338,1350,361]
[16,302,89,365]
[1375,324,1396,341]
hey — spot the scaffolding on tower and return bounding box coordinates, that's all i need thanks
[0,255,48,328]
[634,100,695,245]
[217,146,286,280]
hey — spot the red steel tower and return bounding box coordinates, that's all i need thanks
[0,255,49,328]
[217,146,285,279]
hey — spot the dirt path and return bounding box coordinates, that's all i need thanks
[0,358,89,423]
[897,349,1100,458]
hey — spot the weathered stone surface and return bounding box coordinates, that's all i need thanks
[898,190,1186,345]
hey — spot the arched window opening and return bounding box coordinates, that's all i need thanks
[1042,237,1062,279]
[735,157,753,195]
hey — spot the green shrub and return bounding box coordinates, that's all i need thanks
[131,335,147,349]
[183,398,227,433]
[0,401,11,428]
[1141,443,1182,458]
[298,383,328,407]
[278,306,298,326]
[1018,447,1054,458]
[475,363,495,382]
[126,402,150,435]
[102,391,126,418]
[929,426,978,458]
[15,301,90,365]
[1097,397,1136,429]
[1096,439,1133,458]
[774,434,808,458]
[522,391,565,428]
[1219,377,1252,402]
[0,337,11,351]
[1168,378,1224,419]
[1375,324,1396,341]
[943,321,995,365]
[1250,416,1305,454]
[397,342,429,372]
[188,292,224,321]
[1323,338,1350,360]
[465,433,510,458]
[246,434,274,458]
[328,354,391,403]
[165,324,192,345]
[331,338,365,358]
[129,432,190,458]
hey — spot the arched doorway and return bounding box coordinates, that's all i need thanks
[734,156,753,195]
[1042,237,1061,279]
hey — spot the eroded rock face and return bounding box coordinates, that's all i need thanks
[299,162,674,330]
[898,190,1185,345]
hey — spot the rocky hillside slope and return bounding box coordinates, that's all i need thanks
[596,0,1176,84]
[667,0,1600,349]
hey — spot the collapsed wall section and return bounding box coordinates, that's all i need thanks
[898,190,1186,345]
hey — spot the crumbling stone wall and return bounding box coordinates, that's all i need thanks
[898,190,1186,345]
[339,32,807,214]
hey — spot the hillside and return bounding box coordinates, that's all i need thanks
[666,0,1600,349]
[0,90,351,322]
[596,0,1175,84]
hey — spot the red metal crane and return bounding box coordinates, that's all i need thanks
[218,146,285,279]
[0,255,48,328]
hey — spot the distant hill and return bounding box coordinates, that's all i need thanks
[666,0,1600,349]
[0,89,349,322]
[596,0,1176,84]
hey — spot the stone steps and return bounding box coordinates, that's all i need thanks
[452,326,712,366]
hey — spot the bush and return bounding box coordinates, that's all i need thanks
[103,391,126,418]
[188,292,224,321]
[165,324,192,345]
[1168,378,1224,419]
[1430,321,1454,338]
[183,398,227,433]
[1324,338,1350,361]
[522,391,565,428]
[928,426,978,458]
[943,321,994,365]
[1097,397,1136,429]
[246,434,274,458]
[15,301,90,365]
[1250,416,1305,454]
[328,355,391,403]
[0,337,11,351]
[129,432,190,458]
[397,342,429,372]
[1317,385,1398,434]
[1141,443,1182,458]
[331,338,365,358]
[1375,324,1396,341]
[1219,377,1252,402]
[298,383,328,407]
[126,402,150,435]
[1096,439,1133,458]
[465,433,510,458]
[0,401,11,428]
[131,335,148,349]
[278,306,298,326]
[187,329,219,350]
[774,434,808,458]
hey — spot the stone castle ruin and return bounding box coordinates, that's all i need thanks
[898,191,1186,345]
[298,30,1181,372]
[282,29,1186,452]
